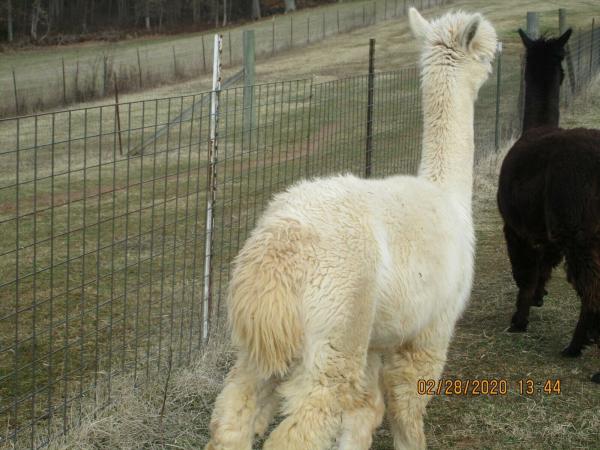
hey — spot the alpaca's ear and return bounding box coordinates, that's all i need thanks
[556,28,572,47]
[461,14,483,51]
[408,8,432,42]
[518,28,534,49]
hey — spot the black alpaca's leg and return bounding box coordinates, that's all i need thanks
[592,373,600,384]
[503,225,541,332]
[532,245,562,307]
[561,306,593,357]
[563,247,600,357]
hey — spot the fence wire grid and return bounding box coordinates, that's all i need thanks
[0,16,599,450]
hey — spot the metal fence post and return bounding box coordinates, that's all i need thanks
[172,46,177,77]
[560,9,577,96]
[202,35,207,72]
[228,31,232,65]
[526,12,539,39]
[243,30,256,146]
[305,79,314,178]
[12,68,19,115]
[61,58,67,105]
[589,19,595,81]
[136,48,143,87]
[202,34,223,341]
[272,17,276,55]
[366,38,375,178]
[577,30,582,90]
[494,42,502,151]
[102,56,108,96]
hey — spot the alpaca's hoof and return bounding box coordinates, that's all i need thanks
[561,345,582,358]
[508,319,528,333]
[532,289,548,307]
[591,373,600,384]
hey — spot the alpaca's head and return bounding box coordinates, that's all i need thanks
[519,28,572,89]
[408,8,497,96]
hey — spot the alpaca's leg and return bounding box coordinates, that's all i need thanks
[337,352,385,450]
[253,382,280,438]
[263,286,374,450]
[592,373,600,383]
[263,348,368,450]
[383,325,450,450]
[561,247,600,357]
[532,245,562,307]
[205,353,275,450]
[504,225,541,331]
[561,305,594,357]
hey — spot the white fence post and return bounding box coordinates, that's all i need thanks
[202,34,223,341]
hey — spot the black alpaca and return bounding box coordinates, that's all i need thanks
[497,28,600,384]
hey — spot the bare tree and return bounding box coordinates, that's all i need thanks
[2,0,303,42]
[6,0,13,42]
[251,0,260,20]
[284,0,296,13]
[214,0,218,27]
[144,0,151,30]
[30,0,42,40]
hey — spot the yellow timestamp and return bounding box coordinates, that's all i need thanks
[416,378,562,396]
[517,378,561,395]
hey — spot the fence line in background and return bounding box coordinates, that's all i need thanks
[0,17,599,450]
[1,0,450,119]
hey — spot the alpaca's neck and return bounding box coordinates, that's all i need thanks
[522,76,561,131]
[418,74,476,205]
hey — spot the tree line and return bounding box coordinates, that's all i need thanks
[1,0,335,43]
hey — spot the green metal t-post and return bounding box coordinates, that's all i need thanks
[243,30,256,145]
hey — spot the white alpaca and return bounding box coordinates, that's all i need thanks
[205,8,497,450]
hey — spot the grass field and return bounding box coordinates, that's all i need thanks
[0,0,432,118]
[4,0,598,119]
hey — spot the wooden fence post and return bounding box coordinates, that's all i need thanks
[526,12,539,38]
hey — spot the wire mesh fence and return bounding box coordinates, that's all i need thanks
[1,0,450,119]
[0,17,599,450]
